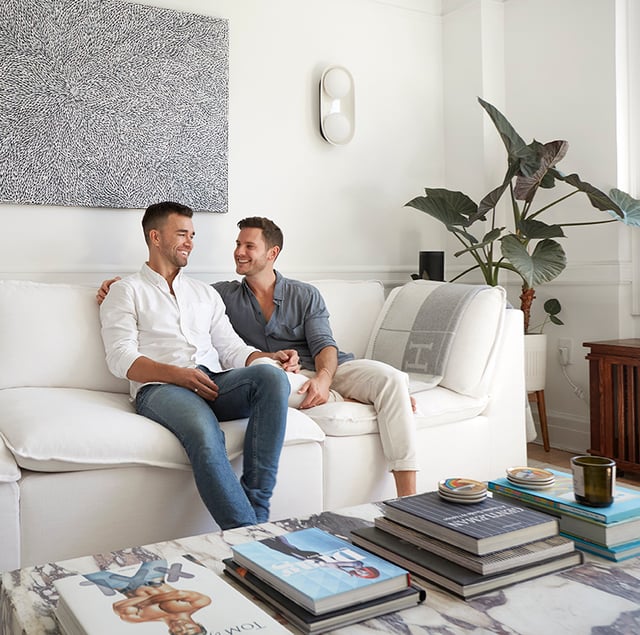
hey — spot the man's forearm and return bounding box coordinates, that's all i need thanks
[126,356,182,384]
[314,346,338,380]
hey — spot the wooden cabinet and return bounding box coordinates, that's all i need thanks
[584,339,640,475]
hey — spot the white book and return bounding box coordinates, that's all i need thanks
[53,556,289,635]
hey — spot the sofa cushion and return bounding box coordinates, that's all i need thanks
[365,280,506,398]
[0,388,324,472]
[306,387,487,436]
[412,386,489,428]
[0,280,129,393]
[309,280,384,358]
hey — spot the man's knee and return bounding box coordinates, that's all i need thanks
[248,363,291,396]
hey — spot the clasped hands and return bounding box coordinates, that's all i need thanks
[180,349,301,401]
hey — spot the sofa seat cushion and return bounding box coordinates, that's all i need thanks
[306,387,487,436]
[412,386,488,428]
[0,442,20,482]
[0,388,325,472]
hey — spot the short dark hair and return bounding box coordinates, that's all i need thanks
[237,217,283,251]
[142,201,193,245]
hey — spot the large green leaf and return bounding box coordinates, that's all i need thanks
[478,97,539,173]
[500,236,567,287]
[608,189,640,226]
[553,171,623,217]
[518,218,565,239]
[478,97,526,158]
[406,188,478,228]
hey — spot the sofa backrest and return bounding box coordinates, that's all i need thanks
[0,280,129,392]
[0,278,386,392]
[309,279,385,359]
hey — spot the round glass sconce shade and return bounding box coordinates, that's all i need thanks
[322,113,352,145]
[323,67,352,98]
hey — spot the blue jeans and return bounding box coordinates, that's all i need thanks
[136,364,289,529]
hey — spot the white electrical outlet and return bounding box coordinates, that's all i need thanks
[558,338,572,365]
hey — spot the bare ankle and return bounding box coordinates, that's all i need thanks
[392,470,417,497]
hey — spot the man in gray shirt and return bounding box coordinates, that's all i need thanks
[215,218,418,497]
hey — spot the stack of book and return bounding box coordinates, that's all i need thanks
[488,468,640,561]
[223,527,425,634]
[350,490,583,599]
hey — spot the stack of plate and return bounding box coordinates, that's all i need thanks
[438,478,487,504]
[506,466,555,489]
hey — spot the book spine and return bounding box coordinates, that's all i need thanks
[488,484,608,523]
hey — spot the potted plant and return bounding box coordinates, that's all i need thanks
[406,97,640,334]
[524,298,562,395]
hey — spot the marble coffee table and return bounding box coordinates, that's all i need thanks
[1,502,640,635]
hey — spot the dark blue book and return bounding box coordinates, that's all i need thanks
[488,469,640,524]
[382,490,558,555]
[230,528,411,615]
[351,526,583,600]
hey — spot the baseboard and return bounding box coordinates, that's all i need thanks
[530,409,590,454]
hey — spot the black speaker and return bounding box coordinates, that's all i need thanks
[418,251,444,281]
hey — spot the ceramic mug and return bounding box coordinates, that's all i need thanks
[571,455,616,507]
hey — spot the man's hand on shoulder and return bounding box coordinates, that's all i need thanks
[96,276,121,305]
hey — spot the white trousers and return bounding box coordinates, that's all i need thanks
[252,358,418,472]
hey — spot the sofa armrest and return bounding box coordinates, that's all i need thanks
[0,439,20,483]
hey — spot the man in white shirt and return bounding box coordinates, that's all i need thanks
[100,201,295,529]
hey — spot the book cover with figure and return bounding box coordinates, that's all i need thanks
[53,556,288,635]
[230,527,411,615]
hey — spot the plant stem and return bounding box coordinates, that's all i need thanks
[520,286,536,334]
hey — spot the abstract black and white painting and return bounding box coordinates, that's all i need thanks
[0,0,228,212]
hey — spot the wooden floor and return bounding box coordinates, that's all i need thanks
[527,443,640,487]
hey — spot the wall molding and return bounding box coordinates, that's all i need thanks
[0,260,631,287]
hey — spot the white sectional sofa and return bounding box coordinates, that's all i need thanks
[0,278,527,572]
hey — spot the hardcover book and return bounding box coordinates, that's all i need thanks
[53,556,289,635]
[382,490,558,555]
[561,534,640,562]
[558,512,640,547]
[488,469,640,524]
[230,527,410,615]
[350,526,584,600]
[374,516,576,575]
[223,558,425,634]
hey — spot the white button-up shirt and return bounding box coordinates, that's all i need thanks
[100,263,258,398]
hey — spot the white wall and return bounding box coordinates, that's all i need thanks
[442,0,638,453]
[504,0,628,453]
[0,0,446,285]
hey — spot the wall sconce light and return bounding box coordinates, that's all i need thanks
[319,65,355,145]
